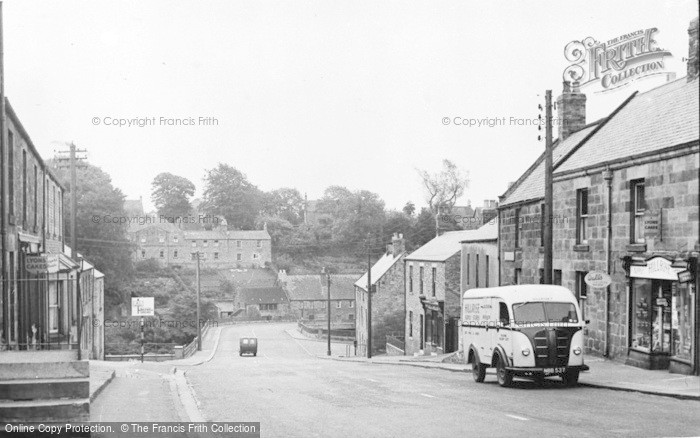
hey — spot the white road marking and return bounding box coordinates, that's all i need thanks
[506,414,529,421]
[367,378,379,383]
[420,393,435,398]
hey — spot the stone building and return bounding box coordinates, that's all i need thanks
[279,271,356,322]
[129,223,272,269]
[404,230,484,356]
[496,17,699,375]
[235,286,290,319]
[1,98,104,421]
[460,221,499,296]
[355,233,406,355]
[552,50,699,374]
[498,108,600,286]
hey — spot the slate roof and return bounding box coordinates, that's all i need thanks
[406,227,496,262]
[214,301,237,313]
[459,220,499,243]
[499,122,601,207]
[239,287,289,305]
[556,78,699,173]
[183,230,271,240]
[284,274,358,300]
[127,220,181,235]
[355,251,404,291]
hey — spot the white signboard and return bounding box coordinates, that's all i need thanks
[629,256,683,281]
[584,271,611,289]
[131,297,155,316]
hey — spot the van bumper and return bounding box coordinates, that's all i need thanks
[505,364,589,376]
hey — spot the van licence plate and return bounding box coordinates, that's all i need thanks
[544,367,566,374]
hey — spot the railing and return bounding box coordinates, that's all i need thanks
[386,334,405,351]
[181,320,212,359]
[105,342,178,355]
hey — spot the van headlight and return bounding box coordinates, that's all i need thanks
[521,348,531,356]
[573,347,582,355]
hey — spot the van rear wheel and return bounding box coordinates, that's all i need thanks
[472,355,486,383]
[496,355,513,387]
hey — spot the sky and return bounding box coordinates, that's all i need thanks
[3,0,698,213]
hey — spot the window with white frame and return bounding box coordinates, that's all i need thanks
[631,179,645,243]
[336,301,342,308]
[577,188,589,244]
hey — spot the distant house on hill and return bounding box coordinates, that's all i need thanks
[278,271,356,322]
[128,223,272,268]
[236,287,290,319]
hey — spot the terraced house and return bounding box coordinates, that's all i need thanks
[498,17,699,375]
[551,23,699,374]
[129,222,272,269]
[1,98,105,422]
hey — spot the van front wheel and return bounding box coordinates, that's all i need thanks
[472,355,486,383]
[562,369,579,386]
[496,355,513,387]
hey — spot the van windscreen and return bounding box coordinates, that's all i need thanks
[512,302,578,324]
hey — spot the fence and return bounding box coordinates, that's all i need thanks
[386,333,405,351]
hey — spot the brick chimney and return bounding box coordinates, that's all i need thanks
[391,233,405,257]
[688,17,699,81]
[556,81,586,140]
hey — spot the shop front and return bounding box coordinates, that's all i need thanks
[420,299,444,354]
[625,255,697,375]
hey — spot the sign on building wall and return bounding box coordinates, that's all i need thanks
[584,271,611,288]
[503,251,515,262]
[132,297,155,316]
[25,256,48,274]
[643,210,661,240]
[629,256,684,281]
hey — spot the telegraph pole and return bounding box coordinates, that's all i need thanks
[543,90,554,284]
[366,233,372,358]
[56,142,87,359]
[326,269,331,356]
[196,251,202,351]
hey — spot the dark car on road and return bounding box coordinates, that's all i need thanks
[239,337,258,356]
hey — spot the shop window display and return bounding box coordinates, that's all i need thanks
[631,279,652,351]
[631,279,672,353]
[672,283,693,362]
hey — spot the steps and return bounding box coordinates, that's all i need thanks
[0,360,90,422]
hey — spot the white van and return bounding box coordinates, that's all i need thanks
[461,285,587,387]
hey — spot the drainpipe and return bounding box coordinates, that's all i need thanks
[496,209,501,286]
[602,167,613,357]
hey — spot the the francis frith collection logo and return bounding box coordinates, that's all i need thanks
[563,27,672,92]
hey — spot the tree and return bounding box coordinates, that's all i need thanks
[151,173,195,220]
[255,214,293,246]
[384,210,413,244]
[48,160,135,309]
[402,201,416,217]
[410,208,437,250]
[417,159,470,213]
[201,164,263,230]
[315,186,386,250]
[261,188,305,225]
